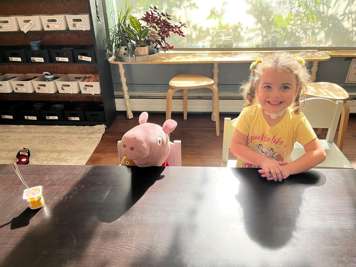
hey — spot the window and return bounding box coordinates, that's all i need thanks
[111,0,356,48]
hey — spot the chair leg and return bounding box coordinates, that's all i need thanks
[183,89,188,120]
[210,88,216,122]
[336,101,350,150]
[166,87,175,120]
[210,85,220,136]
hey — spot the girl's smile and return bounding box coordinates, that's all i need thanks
[256,67,299,115]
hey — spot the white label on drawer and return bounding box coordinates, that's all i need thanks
[78,55,92,62]
[31,57,45,62]
[46,115,58,120]
[1,115,13,119]
[68,116,80,121]
[9,57,22,62]
[56,56,69,62]
[24,115,37,120]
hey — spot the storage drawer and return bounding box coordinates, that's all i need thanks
[85,111,105,122]
[73,47,96,63]
[40,15,67,31]
[10,74,39,93]
[0,47,4,63]
[0,102,20,121]
[85,103,105,122]
[0,16,19,32]
[49,47,74,63]
[16,16,43,33]
[4,48,28,63]
[64,104,85,121]
[20,102,45,121]
[41,103,64,121]
[32,74,61,93]
[28,49,50,63]
[55,74,84,94]
[66,14,90,31]
[79,74,100,95]
[0,74,20,93]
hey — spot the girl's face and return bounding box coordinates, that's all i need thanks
[255,67,299,114]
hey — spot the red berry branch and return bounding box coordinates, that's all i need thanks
[141,6,185,51]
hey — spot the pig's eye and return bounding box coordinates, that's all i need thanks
[157,137,163,145]
[130,147,134,151]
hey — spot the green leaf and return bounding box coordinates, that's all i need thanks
[129,15,142,33]
[141,27,149,38]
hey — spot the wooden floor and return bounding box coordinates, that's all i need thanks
[87,112,356,168]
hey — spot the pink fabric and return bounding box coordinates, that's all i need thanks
[120,112,177,167]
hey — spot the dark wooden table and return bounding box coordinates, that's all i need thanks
[0,165,356,267]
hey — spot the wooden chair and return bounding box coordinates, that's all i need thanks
[291,97,352,168]
[222,117,237,167]
[222,98,352,168]
[304,82,350,149]
[117,140,182,166]
[166,74,220,136]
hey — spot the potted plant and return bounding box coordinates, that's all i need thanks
[107,7,134,60]
[141,6,185,51]
[128,15,150,56]
[108,6,185,60]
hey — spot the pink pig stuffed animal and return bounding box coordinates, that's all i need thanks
[118,112,178,167]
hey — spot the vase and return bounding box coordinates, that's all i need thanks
[117,46,129,57]
[149,45,159,55]
[134,46,149,56]
[116,45,134,61]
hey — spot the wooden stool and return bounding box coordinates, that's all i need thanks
[166,74,220,136]
[304,82,350,149]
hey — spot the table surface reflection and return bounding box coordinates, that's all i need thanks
[0,165,355,267]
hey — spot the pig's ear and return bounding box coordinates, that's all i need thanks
[138,112,148,124]
[162,119,177,134]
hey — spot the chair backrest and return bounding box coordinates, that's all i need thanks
[167,140,182,166]
[222,117,237,164]
[300,97,343,143]
[117,139,182,166]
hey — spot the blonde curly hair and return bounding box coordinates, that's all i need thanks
[241,53,310,113]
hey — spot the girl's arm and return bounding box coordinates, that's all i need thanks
[230,129,286,180]
[230,129,266,165]
[284,139,326,175]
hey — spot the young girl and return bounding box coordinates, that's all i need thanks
[230,53,326,181]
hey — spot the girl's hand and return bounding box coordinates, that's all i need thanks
[259,159,289,181]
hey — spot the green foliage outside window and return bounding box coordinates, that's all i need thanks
[113,0,355,48]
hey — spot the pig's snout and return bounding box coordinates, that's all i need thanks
[122,136,149,159]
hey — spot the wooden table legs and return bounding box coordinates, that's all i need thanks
[118,63,133,119]
[310,61,319,82]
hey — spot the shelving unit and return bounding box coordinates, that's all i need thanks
[0,0,116,126]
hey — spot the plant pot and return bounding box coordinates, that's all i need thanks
[117,46,129,57]
[115,46,134,61]
[149,45,159,55]
[135,46,149,56]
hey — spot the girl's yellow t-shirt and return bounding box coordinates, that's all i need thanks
[232,104,317,168]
